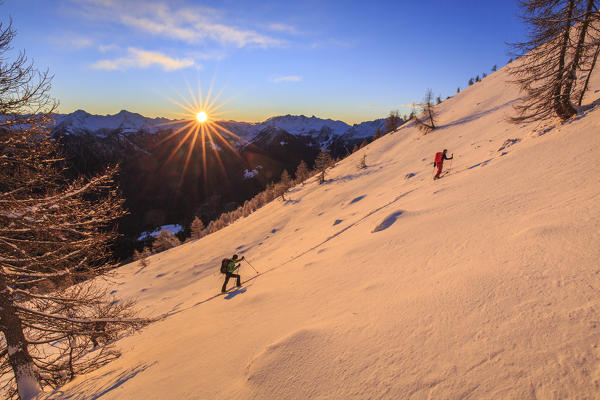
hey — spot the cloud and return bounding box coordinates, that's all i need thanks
[272,75,302,83]
[91,47,195,71]
[70,0,284,48]
[267,23,300,35]
[50,34,93,50]
[98,44,119,53]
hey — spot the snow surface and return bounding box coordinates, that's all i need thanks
[44,62,600,399]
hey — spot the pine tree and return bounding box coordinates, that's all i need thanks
[190,216,206,240]
[314,150,333,184]
[294,160,310,185]
[468,77,474,86]
[0,19,144,400]
[457,87,461,93]
[475,75,480,82]
[492,64,497,72]
[384,110,402,133]
[277,170,291,200]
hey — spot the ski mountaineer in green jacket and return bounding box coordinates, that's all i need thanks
[221,254,244,293]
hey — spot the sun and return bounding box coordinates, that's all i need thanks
[158,81,247,188]
[196,111,207,123]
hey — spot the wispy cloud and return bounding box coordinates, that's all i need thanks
[91,47,195,71]
[272,75,302,83]
[309,38,352,49]
[98,44,119,53]
[70,0,284,48]
[51,34,93,50]
[267,23,300,35]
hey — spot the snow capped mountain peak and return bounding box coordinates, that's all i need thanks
[52,110,169,136]
[50,111,385,143]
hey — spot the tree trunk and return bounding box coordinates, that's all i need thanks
[553,0,576,119]
[0,284,41,400]
[561,0,595,117]
[578,43,600,105]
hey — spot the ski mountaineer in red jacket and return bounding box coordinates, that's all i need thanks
[221,254,244,293]
[433,149,453,179]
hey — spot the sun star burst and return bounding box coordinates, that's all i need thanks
[157,81,246,187]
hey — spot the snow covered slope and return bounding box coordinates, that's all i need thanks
[46,62,600,399]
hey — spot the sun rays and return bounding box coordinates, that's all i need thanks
[157,81,246,187]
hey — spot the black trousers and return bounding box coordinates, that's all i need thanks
[222,272,241,292]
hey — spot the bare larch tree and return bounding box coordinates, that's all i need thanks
[509,0,599,123]
[314,150,334,184]
[415,89,437,133]
[0,20,145,400]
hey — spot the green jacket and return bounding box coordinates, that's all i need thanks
[227,258,242,273]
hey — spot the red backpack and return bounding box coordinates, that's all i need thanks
[434,152,443,163]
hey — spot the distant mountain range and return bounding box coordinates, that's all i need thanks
[51,109,385,146]
[49,109,392,260]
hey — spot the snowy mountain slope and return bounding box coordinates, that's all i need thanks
[53,109,171,135]
[45,62,600,399]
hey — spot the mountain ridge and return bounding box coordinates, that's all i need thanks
[51,110,386,142]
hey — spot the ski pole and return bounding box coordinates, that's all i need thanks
[448,157,453,174]
[244,259,259,274]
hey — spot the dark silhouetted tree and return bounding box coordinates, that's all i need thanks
[314,150,333,184]
[373,127,383,140]
[384,110,402,133]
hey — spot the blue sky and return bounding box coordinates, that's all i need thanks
[4,0,525,124]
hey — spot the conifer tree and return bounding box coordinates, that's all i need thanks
[314,150,333,184]
[0,19,144,400]
[415,89,437,134]
[294,160,310,185]
[277,170,291,200]
[509,0,598,122]
[373,127,383,140]
[279,169,291,188]
[384,110,402,133]
[190,216,206,240]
